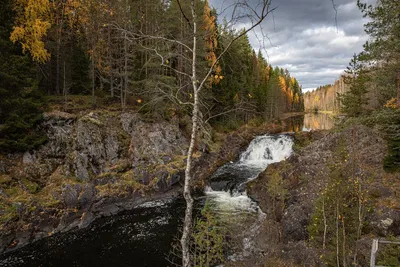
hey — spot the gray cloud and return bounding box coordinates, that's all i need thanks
[210,0,374,91]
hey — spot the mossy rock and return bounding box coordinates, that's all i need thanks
[22,179,39,194]
[79,113,103,126]
[0,204,18,223]
[0,175,12,184]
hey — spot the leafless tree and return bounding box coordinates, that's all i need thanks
[116,0,274,265]
[179,2,274,266]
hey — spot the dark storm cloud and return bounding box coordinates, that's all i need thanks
[210,0,374,91]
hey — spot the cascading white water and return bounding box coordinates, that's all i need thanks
[238,134,294,170]
[203,189,258,213]
[206,134,293,210]
[205,134,294,259]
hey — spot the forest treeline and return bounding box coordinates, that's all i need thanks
[0,0,304,152]
[335,0,400,172]
[339,0,399,116]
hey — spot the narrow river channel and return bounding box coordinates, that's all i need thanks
[0,113,333,267]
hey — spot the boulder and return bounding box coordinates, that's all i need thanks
[61,184,82,208]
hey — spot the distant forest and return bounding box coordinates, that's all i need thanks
[0,0,305,151]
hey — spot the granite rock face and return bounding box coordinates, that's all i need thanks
[246,125,399,266]
[0,110,189,253]
[28,111,188,181]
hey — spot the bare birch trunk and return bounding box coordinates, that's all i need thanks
[397,71,400,108]
[147,2,273,265]
[322,196,327,250]
[63,61,66,110]
[56,37,60,95]
[342,217,347,267]
[91,52,95,107]
[123,30,128,109]
[56,3,66,96]
[108,25,114,98]
[181,2,197,266]
[336,201,340,267]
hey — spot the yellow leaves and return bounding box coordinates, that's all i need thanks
[384,97,398,109]
[11,0,51,63]
[234,93,239,102]
[212,74,224,82]
[10,26,25,40]
[278,76,287,91]
[203,0,216,33]
[294,93,300,104]
[66,0,80,9]
[203,0,221,86]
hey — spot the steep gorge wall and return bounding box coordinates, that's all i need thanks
[0,109,287,254]
[247,126,399,266]
[0,110,191,253]
[304,76,348,112]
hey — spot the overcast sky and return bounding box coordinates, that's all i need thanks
[210,0,373,92]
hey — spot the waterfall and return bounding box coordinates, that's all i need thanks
[208,134,293,193]
[239,134,294,169]
[206,134,293,210]
[205,134,294,260]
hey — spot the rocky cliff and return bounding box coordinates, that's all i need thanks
[304,76,348,112]
[244,125,400,266]
[0,110,191,253]
[0,109,288,254]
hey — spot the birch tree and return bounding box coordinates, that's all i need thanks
[118,1,274,265]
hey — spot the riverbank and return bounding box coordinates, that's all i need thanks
[279,112,306,120]
[242,124,399,266]
[0,110,190,253]
[0,109,289,254]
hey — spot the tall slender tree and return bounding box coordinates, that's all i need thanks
[179,1,274,265]
[339,53,369,116]
[357,0,400,107]
[10,0,51,63]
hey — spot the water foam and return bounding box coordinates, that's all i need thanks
[204,186,257,214]
[205,134,294,260]
[239,134,293,169]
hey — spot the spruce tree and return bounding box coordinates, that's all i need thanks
[0,0,47,152]
[339,54,369,116]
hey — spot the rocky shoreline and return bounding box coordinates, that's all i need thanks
[5,111,396,266]
[241,125,400,266]
[0,110,285,254]
[0,110,190,253]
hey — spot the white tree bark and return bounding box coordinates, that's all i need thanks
[180,1,274,266]
[181,2,198,266]
[114,1,274,265]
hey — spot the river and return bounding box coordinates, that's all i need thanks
[0,113,333,267]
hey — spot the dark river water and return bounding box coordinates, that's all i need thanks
[0,113,333,267]
[0,199,188,267]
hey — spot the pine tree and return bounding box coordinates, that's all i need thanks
[0,0,47,152]
[339,54,369,116]
[358,0,400,107]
